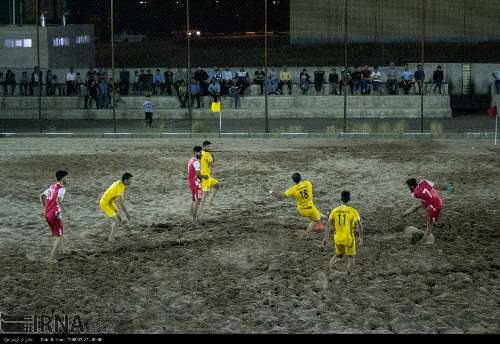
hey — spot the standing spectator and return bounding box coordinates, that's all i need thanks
[360,65,371,95]
[351,66,362,95]
[143,93,154,128]
[492,67,500,95]
[190,78,201,108]
[153,69,163,95]
[138,69,146,95]
[400,64,414,95]
[119,68,130,96]
[145,69,154,93]
[108,78,115,107]
[220,66,233,96]
[313,67,325,95]
[339,67,353,95]
[98,77,109,109]
[414,64,425,95]
[86,76,99,109]
[6,70,16,96]
[20,72,29,96]
[278,66,292,95]
[209,66,222,82]
[208,78,221,104]
[75,72,82,95]
[164,69,174,95]
[299,68,312,95]
[194,66,210,95]
[370,66,383,95]
[131,70,139,95]
[328,68,339,95]
[45,70,53,96]
[174,67,186,84]
[176,79,188,108]
[31,66,42,97]
[66,67,76,96]
[386,62,399,95]
[253,66,265,95]
[236,67,249,95]
[433,65,444,95]
[228,79,241,108]
[0,72,5,96]
[86,67,96,83]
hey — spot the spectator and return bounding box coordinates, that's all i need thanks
[209,66,222,82]
[253,66,265,95]
[314,67,325,95]
[131,70,139,95]
[236,67,249,95]
[208,78,221,104]
[328,68,339,95]
[6,70,16,96]
[163,69,174,95]
[153,69,163,95]
[400,64,413,95]
[176,79,188,108]
[20,72,29,96]
[339,67,353,95]
[370,66,383,95]
[190,78,201,108]
[493,67,500,95]
[66,67,76,96]
[174,68,186,84]
[52,75,63,96]
[266,73,278,95]
[98,77,109,109]
[360,65,371,95]
[299,68,312,95]
[433,65,444,95]
[108,78,115,107]
[194,66,210,95]
[145,69,154,93]
[119,68,130,96]
[86,67,96,84]
[75,72,82,95]
[143,93,154,128]
[386,62,399,95]
[228,79,241,108]
[0,72,5,96]
[221,66,233,96]
[85,76,99,109]
[278,66,292,95]
[351,66,361,95]
[45,70,53,96]
[138,69,146,95]
[414,64,425,95]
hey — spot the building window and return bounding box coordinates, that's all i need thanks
[76,35,91,44]
[52,37,70,47]
[4,39,32,48]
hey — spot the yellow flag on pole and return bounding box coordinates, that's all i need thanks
[211,101,221,113]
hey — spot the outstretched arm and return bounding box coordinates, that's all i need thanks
[56,196,70,221]
[356,220,363,246]
[117,196,130,220]
[40,193,46,211]
[402,203,422,218]
[322,217,332,247]
[269,190,287,201]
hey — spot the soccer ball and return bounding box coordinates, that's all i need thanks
[313,223,323,233]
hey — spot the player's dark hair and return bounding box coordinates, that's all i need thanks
[122,173,133,182]
[406,178,418,189]
[341,191,350,204]
[193,146,203,152]
[202,140,211,147]
[292,173,301,184]
[56,170,68,181]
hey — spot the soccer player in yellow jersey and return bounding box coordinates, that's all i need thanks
[199,140,221,215]
[323,191,363,272]
[99,173,133,241]
[270,173,326,238]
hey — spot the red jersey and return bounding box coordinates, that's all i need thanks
[187,157,201,187]
[412,180,442,209]
[43,182,65,216]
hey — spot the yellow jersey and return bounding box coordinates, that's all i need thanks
[285,180,315,210]
[100,180,126,205]
[201,150,214,177]
[329,204,360,245]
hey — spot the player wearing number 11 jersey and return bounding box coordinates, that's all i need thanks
[269,173,325,238]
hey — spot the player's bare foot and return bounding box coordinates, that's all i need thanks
[48,257,58,264]
[329,256,341,270]
[422,233,435,245]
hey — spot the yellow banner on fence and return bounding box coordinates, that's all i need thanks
[211,101,221,113]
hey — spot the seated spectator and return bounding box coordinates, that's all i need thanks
[75,72,82,95]
[164,69,174,95]
[433,65,444,95]
[253,66,265,95]
[299,68,312,95]
[194,66,210,95]
[98,77,109,109]
[400,64,413,95]
[119,68,130,96]
[153,69,163,95]
[370,66,383,95]
[145,69,154,93]
[20,72,29,96]
[278,66,292,95]
[138,70,146,95]
[414,64,425,95]
[351,66,361,95]
[131,70,139,95]
[52,75,64,96]
[266,73,278,95]
[360,65,371,95]
[208,78,221,104]
[176,79,188,108]
[6,70,16,96]
[66,67,76,96]
[190,78,201,108]
[339,67,353,95]
[328,68,339,95]
[228,79,241,108]
[0,72,5,96]
[46,70,54,96]
[386,62,399,95]
[314,67,325,95]
[221,66,233,96]
[235,67,249,95]
[30,66,42,96]
[493,67,500,95]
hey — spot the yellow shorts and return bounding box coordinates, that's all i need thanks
[202,176,218,192]
[100,201,118,218]
[335,241,356,256]
[297,205,321,222]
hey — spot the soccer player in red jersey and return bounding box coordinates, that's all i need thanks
[39,170,70,263]
[188,146,203,224]
[402,178,443,244]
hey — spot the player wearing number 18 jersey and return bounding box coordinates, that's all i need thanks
[188,146,203,224]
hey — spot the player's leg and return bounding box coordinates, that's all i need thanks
[329,244,344,269]
[345,242,357,273]
[192,198,202,224]
[49,236,63,263]
[206,181,220,207]
[108,211,123,242]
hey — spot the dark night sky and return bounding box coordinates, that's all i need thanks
[69,0,289,37]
